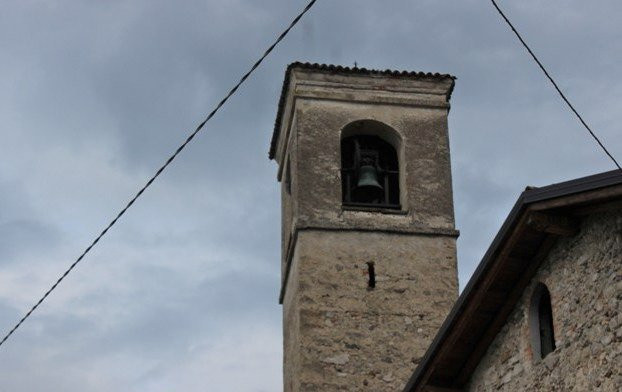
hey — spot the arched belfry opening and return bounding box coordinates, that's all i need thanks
[341,120,401,209]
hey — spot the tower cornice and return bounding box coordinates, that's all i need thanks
[269,62,456,162]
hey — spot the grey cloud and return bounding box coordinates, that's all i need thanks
[0,220,62,262]
[0,0,621,390]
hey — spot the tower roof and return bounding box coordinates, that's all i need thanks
[268,62,456,160]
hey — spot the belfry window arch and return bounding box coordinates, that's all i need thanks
[529,283,556,359]
[340,120,401,209]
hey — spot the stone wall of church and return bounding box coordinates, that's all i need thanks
[467,211,622,391]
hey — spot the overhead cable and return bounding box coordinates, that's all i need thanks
[0,0,319,349]
[490,0,621,170]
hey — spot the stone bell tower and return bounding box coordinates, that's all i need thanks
[269,62,459,391]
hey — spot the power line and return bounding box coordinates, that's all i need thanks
[0,0,319,349]
[490,0,621,171]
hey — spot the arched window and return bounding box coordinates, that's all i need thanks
[529,283,556,359]
[341,133,400,209]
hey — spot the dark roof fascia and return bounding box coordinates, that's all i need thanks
[268,62,456,160]
[403,168,622,392]
[523,169,622,203]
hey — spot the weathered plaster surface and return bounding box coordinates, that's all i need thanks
[467,211,622,391]
[284,230,458,391]
[293,98,455,233]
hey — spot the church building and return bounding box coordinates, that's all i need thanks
[269,62,622,391]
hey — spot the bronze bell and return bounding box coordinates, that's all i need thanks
[353,165,383,202]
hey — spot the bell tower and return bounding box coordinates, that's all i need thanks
[270,63,459,391]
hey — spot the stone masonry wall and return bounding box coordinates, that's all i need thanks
[467,211,622,391]
[284,229,458,391]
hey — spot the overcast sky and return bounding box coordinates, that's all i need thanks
[0,0,620,391]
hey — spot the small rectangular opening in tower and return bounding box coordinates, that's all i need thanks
[366,262,376,289]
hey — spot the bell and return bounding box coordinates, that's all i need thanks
[353,165,383,202]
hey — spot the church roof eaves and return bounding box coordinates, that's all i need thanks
[403,169,622,392]
[268,62,456,160]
